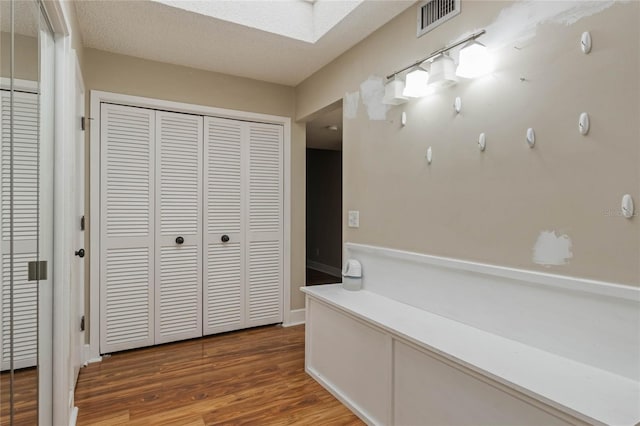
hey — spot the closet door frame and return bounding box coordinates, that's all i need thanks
[88,91,292,361]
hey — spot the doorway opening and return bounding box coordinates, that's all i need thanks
[305,103,343,286]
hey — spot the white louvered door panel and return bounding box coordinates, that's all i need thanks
[203,117,245,335]
[154,111,203,344]
[0,91,39,370]
[246,123,283,327]
[100,104,155,353]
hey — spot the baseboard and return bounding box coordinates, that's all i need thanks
[69,406,78,426]
[307,260,342,278]
[83,344,102,365]
[282,308,305,327]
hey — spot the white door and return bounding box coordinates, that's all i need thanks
[154,111,203,344]
[203,117,245,334]
[245,123,283,327]
[100,103,155,354]
[70,68,85,385]
[0,90,39,370]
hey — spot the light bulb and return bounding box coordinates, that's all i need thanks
[402,67,430,98]
[428,54,458,87]
[456,41,493,78]
[382,79,409,105]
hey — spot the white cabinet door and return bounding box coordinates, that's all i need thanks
[0,91,39,370]
[100,104,155,353]
[99,101,284,350]
[203,117,245,335]
[245,123,283,327]
[154,111,203,344]
[204,119,284,333]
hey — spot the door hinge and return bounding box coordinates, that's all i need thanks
[80,215,85,231]
[27,261,48,281]
[80,315,85,332]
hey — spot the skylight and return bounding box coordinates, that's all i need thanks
[151,0,363,43]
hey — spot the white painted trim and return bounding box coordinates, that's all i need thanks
[89,90,290,125]
[68,406,78,426]
[38,27,56,426]
[306,260,342,278]
[71,49,85,385]
[42,0,70,35]
[82,344,101,365]
[0,78,39,92]
[283,115,292,328]
[89,90,292,359]
[345,243,639,301]
[282,308,305,327]
[88,93,100,362]
[53,29,75,426]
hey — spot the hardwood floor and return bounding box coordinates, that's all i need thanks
[75,324,362,425]
[0,367,38,426]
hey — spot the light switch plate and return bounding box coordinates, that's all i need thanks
[348,210,360,228]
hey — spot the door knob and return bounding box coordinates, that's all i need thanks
[221,235,230,243]
[75,249,85,258]
[176,236,184,245]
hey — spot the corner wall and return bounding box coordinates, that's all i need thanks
[295,1,640,286]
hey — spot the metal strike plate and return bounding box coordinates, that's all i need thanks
[28,260,48,281]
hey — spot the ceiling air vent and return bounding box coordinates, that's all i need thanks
[417,0,461,38]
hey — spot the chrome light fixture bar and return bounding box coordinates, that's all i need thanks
[386,29,486,81]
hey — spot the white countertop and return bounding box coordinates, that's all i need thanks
[302,284,640,426]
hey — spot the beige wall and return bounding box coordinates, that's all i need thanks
[83,48,307,312]
[0,33,39,81]
[296,1,640,286]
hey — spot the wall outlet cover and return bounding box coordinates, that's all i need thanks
[348,210,360,228]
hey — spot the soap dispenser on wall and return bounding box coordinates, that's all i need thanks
[342,259,363,291]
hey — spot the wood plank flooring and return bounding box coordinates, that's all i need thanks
[75,324,362,425]
[0,367,38,426]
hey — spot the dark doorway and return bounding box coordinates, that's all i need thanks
[305,106,343,285]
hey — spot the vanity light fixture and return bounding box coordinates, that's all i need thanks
[402,66,430,98]
[456,40,493,78]
[385,29,487,98]
[428,53,458,87]
[382,76,409,105]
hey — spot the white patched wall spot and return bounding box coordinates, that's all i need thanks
[359,76,389,121]
[344,91,360,120]
[532,231,573,266]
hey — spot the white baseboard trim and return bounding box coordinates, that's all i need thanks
[307,260,342,278]
[69,406,78,426]
[282,308,305,327]
[82,344,102,365]
[306,365,373,424]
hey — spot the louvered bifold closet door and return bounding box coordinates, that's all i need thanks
[246,123,283,327]
[203,117,245,335]
[154,111,203,344]
[0,91,39,370]
[100,104,155,353]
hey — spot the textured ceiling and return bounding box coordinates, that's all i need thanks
[74,0,415,86]
[306,106,342,151]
